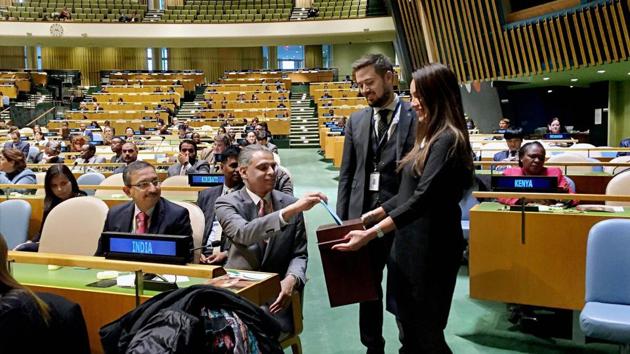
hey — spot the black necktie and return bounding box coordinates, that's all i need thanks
[377,109,390,140]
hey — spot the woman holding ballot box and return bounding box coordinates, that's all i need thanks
[333,63,474,353]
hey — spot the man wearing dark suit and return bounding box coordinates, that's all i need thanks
[110,137,124,163]
[196,146,243,265]
[492,129,523,171]
[3,130,30,156]
[167,139,211,177]
[96,161,193,260]
[215,144,325,331]
[336,53,417,354]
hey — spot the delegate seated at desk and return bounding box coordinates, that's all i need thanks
[492,129,523,171]
[96,161,193,260]
[113,142,138,174]
[215,144,325,332]
[0,148,36,194]
[167,139,211,177]
[498,141,575,206]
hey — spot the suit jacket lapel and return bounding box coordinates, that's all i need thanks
[358,108,372,165]
[148,198,164,234]
[121,202,136,233]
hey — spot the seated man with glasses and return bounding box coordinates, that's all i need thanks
[95,161,193,259]
[167,139,211,177]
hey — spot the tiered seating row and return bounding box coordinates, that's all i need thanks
[7,0,146,22]
[161,0,292,23]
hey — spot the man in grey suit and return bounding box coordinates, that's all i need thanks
[3,130,30,157]
[167,139,211,177]
[73,143,106,172]
[215,144,325,330]
[336,53,417,354]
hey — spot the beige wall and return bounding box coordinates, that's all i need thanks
[40,47,147,86]
[168,47,263,83]
[332,41,395,78]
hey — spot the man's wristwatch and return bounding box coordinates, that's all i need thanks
[375,226,385,239]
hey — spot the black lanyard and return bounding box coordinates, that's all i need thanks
[371,101,402,167]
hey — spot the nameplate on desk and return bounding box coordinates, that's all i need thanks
[543,133,571,140]
[491,175,559,193]
[330,127,343,133]
[102,231,190,264]
[188,173,225,187]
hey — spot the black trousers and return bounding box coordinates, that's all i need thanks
[388,249,461,354]
[359,235,392,354]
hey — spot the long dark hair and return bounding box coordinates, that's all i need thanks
[0,235,50,323]
[399,63,473,175]
[43,164,82,213]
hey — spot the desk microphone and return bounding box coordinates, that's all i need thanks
[154,135,167,152]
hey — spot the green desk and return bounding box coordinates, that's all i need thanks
[12,260,278,354]
[469,202,630,310]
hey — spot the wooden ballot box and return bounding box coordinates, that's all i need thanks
[316,219,380,307]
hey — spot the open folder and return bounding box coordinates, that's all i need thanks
[316,205,380,307]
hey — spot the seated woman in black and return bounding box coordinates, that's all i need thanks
[0,235,90,353]
[14,164,86,251]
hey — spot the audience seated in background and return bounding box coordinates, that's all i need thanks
[547,117,566,134]
[58,6,71,21]
[215,144,325,333]
[167,139,211,177]
[497,118,511,131]
[256,131,278,154]
[110,137,124,163]
[124,127,136,141]
[73,143,106,172]
[0,235,90,354]
[15,164,86,252]
[60,122,71,140]
[4,130,30,156]
[113,142,138,174]
[246,131,257,145]
[498,141,575,206]
[156,121,169,135]
[0,148,36,194]
[37,141,64,164]
[201,134,230,171]
[102,126,114,145]
[34,131,49,147]
[79,123,93,141]
[196,146,243,265]
[191,132,202,145]
[71,136,88,153]
[493,129,524,171]
[95,161,193,259]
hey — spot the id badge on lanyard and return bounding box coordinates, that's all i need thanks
[369,101,401,192]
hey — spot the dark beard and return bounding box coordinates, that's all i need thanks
[368,90,393,108]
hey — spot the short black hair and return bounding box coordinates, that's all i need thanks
[518,141,546,167]
[504,129,524,140]
[223,145,240,160]
[179,139,197,152]
[86,143,96,153]
[256,131,268,141]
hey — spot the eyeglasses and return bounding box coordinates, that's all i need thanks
[180,148,195,153]
[130,180,161,189]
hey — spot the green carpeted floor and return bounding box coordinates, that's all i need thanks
[278,149,616,354]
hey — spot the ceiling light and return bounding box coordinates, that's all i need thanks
[543,77,550,81]
[597,70,606,74]
[627,72,630,75]
[570,78,578,82]
[570,86,574,88]
[547,90,553,93]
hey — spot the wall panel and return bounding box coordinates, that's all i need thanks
[396,0,630,82]
[41,47,147,85]
[0,46,26,69]
[168,47,263,83]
